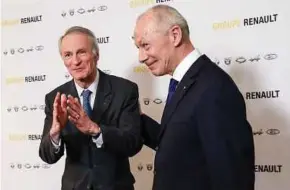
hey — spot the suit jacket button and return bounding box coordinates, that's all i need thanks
[155,146,159,151]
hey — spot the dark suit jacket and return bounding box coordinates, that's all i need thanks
[39,70,142,190]
[142,55,255,190]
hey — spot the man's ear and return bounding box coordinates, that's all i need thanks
[169,25,182,47]
[95,52,99,61]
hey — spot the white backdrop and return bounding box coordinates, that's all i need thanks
[1,0,290,189]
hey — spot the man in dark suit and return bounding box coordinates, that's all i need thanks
[133,5,255,190]
[39,26,142,190]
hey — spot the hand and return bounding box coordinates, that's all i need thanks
[66,95,100,135]
[50,92,68,141]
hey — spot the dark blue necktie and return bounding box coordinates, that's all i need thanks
[82,89,93,118]
[166,78,179,104]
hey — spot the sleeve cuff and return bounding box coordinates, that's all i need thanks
[50,137,61,153]
[92,132,103,148]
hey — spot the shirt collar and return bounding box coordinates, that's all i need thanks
[172,48,202,82]
[74,69,99,97]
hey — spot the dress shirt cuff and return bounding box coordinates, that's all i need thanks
[50,137,61,153]
[92,133,103,148]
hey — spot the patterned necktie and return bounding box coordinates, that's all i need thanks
[166,78,179,104]
[82,89,92,118]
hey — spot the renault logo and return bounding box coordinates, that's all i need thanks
[18,48,25,53]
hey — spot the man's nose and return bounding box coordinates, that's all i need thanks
[139,49,148,63]
[72,54,81,65]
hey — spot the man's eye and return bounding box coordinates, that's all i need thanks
[142,43,149,49]
[63,53,72,59]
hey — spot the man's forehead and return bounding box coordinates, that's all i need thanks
[133,13,158,42]
[134,23,158,40]
[133,30,150,45]
[61,41,91,53]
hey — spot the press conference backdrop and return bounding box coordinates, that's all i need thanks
[1,0,290,189]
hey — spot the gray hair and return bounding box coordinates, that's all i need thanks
[58,26,99,55]
[140,5,190,39]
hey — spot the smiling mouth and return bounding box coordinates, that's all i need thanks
[147,61,157,69]
[146,60,156,67]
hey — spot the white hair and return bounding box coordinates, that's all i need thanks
[139,5,190,38]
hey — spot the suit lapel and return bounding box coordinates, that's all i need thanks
[158,78,196,140]
[91,70,113,123]
[161,77,196,125]
[68,80,80,100]
[158,55,209,141]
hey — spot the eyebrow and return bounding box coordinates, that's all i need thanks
[62,50,71,54]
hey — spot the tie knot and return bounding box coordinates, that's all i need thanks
[82,89,92,98]
[169,78,179,92]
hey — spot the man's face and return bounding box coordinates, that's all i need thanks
[133,15,174,76]
[60,32,98,81]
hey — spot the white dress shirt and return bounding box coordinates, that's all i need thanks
[51,69,104,150]
[172,48,202,82]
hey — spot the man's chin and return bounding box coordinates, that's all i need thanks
[72,74,86,81]
[151,69,164,77]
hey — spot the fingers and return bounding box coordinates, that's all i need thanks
[67,98,77,112]
[67,95,81,109]
[53,92,61,121]
[67,95,83,113]
[67,106,79,121]
[74,97,81,107]
[52,94,82,126]
[68,115,78,124]
[53,92,61,104]
[60,94,67,112]
[67,95,83,123]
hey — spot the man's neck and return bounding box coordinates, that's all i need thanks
[169,42,194,76]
